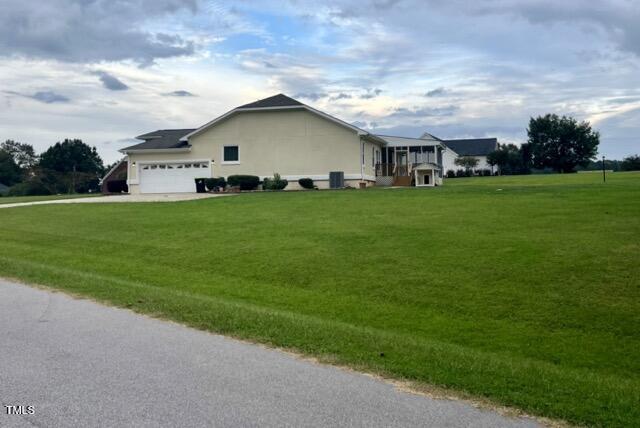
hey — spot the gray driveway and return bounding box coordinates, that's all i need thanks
[0,279,540,427]
[0,193,229,209]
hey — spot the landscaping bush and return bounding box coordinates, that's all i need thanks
[106,179,128,193]
[480,169,492,176]
[455,169,466,177]
[204,177,226,191]
[298,177,315,189]
[227,175,260,191]
[7,180,51,196]
[263,173,288,190]
[446,170,456,178]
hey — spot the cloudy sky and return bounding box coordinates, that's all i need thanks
[1,0,639,164]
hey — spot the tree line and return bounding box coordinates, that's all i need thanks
[0,139,106,196]
[477,114,639,175]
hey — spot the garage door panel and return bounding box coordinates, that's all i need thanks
[139,162,209,194]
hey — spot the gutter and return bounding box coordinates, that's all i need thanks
[118,147,192,154]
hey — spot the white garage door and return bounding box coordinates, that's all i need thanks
[139,162,209,193]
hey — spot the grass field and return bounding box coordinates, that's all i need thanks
[0,193,99,205]
[1,172,638,427]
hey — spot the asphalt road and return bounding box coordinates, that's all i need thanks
[0,279,540,427]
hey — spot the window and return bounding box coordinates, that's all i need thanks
[223,145,239,163]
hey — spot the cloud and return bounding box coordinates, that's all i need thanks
[360,88,383,99]
[425,87,447,97]
[94,71,129,91]
[330,92,352,101]
[4,90,70,104]
[31,91,70,103]
[0,0,198,64]
[293,92,328,101]
[389,105,459,118]
[163,90,196,97]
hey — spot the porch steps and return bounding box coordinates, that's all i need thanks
[392,176,412,186]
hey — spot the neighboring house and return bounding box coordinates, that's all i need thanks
[436,138,498,173]
[120,94,446,193]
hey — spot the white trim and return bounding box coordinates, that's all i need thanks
[221,144,240,164]
[120,147,191,154]
[257,173,375,181]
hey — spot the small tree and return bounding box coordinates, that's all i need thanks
[487,143,531,175]
[0,149,22,186]
[454,156,479,173]
[527,114,599,173]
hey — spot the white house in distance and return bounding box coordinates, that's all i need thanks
[109,94,498,193]
[433,136,499,174]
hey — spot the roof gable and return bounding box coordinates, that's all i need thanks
[443,138,497,156]
[182,93,376,141]
[237,94,303,109]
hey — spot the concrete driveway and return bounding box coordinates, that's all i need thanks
[0,193,230,209]
[0,279,541,427]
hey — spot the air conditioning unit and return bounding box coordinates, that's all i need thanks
[329,171,345,189]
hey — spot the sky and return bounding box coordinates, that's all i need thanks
[1,0,639,164]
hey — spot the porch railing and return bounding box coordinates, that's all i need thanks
[376,163,412,177]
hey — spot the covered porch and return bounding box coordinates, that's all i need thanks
[373,135,444,187]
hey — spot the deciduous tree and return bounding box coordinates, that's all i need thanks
[527,114,599,173]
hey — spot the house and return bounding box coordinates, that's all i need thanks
[435,137,498,173]
[120,94,446,193]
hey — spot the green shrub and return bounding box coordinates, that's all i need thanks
[455,169,466,177]
[263,173,288,190]
[298,178,315,189]
[204,177,226,191]
[227,175,260,190]
[446,170,456,178]
[7,180,52,196]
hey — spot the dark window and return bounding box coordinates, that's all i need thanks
[224,146,239,162]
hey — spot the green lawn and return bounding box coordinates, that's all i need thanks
[1,172,638,427]
[0,193,100,205]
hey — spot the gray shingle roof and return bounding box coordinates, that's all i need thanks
[375,134,442,147]
[443,138,497,156]
[237,94,303,109]
[122,129,196,151]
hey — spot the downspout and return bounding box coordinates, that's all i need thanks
[360,137,365,181]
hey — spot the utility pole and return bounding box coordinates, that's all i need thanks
[602,155,606,183]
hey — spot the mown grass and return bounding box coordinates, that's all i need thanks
[0,193,100,205]
[1,172,638,427]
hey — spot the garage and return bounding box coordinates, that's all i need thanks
[139,162,210,193]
